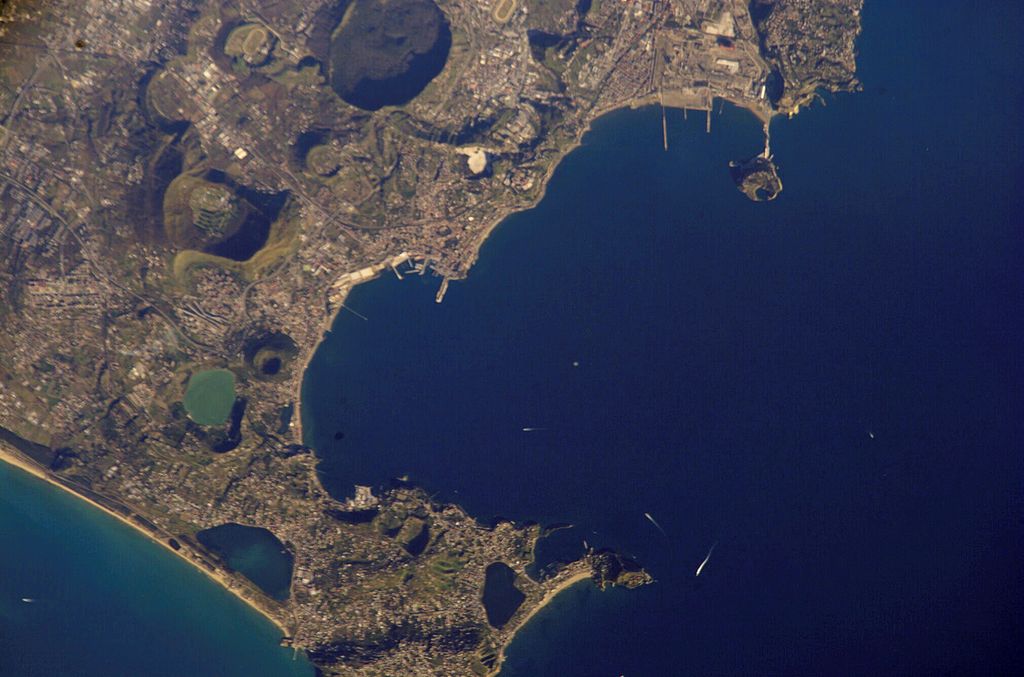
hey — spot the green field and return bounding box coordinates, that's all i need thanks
[183,369,236,425]
[493,0,517,23]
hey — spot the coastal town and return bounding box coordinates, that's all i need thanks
[0,0,862,673]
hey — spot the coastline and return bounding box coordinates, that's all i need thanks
[1,95,769,671]
[0,443,292,638]
[3,401,593,674]
[461,96,773,277]
[292,96,770,447]
[488,571,593,677]
[290,294,344,444]
[291,253,409,443]
[282,95,767,668]
[286,257,598,675]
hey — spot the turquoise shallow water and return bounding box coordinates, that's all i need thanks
[0,463,312,677]
[1,2,1022,675]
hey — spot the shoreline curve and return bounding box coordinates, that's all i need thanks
[0,443,293,639]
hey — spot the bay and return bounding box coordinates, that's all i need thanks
[303,1,1024,675]
[0,1,1020,675]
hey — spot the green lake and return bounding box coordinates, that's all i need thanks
[183,369,236,425]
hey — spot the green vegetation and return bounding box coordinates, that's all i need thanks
[172,197,301,283]
[493,0,517,23]
[183,369,236,425]
[144,69,197,124]
[427,552,466,591]
[728,156,783,201]
[270,61,324,89]
[224,23,276,67]
[244,332,299,381]
[253,348,281,372]
[329,0,450,110]
[523,0,578,31]
[163,174,243,246]
[306,143,342,176]
[188,183,237,235]
[376,508,406,535]
[222,21,323,87]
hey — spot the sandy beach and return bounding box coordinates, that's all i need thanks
[289,294,346,443]
[2,95,760,671]
[291,253,410,443]
[3,437,595,672]
[488,570,594,676]
[0,443,291,637]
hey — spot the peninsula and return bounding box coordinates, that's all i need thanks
[0,0,862,673]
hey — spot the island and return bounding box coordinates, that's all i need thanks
[0,0,862,674]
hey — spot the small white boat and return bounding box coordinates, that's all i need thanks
[696,543,717,577]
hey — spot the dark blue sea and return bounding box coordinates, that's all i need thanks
[1,2,1021,675]
[303,2,1024,675]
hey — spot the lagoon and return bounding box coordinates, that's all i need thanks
[0,462,312,677]
[196,523,294,601]
[1,1,1021,675]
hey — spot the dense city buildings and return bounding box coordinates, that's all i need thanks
[0,1,861,673]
